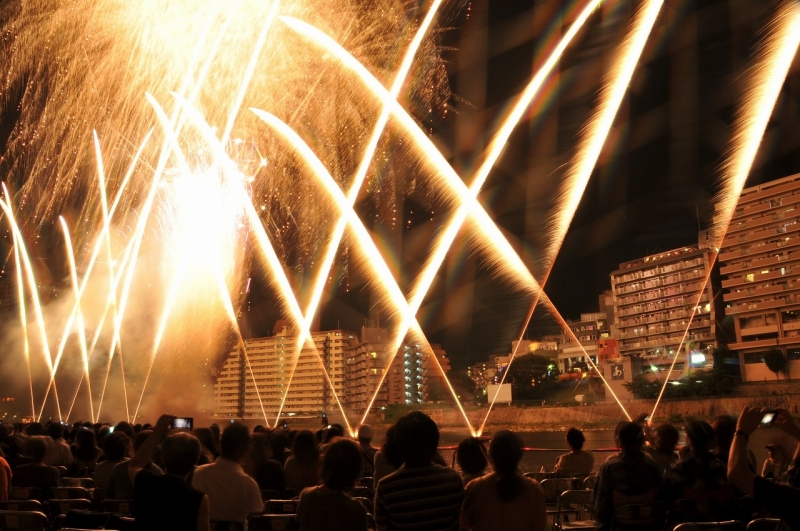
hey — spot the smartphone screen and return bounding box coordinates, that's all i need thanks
[761,412,775,426]
[172,417,193,430]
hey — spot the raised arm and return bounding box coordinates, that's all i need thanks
[728,406,762,496]
[128,414,173,484]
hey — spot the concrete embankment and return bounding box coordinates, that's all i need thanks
[425,382,800,431]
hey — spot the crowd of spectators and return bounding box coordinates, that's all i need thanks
[1,405,800,530]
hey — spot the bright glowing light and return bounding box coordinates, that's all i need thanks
[650,0,800,421]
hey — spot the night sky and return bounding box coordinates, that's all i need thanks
[2,0,800,372]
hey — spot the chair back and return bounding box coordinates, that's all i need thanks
[353,497,372,513]
[610,502,666,530]
[60,477,95,489]
[352,486,371,498]
[265,499,299,514]
[358,477,373,488]
[55,466,69,477]
[9,487,46,502]
[51,487,91,500]
[673,522,744,531]
[46,498,93,518]
[557,489,594,523]
[101,499,134,515]
[583,475,597,490]
[0,510,50,531]
[260,489,280,502]
[746,519,784,531]
[0,500,44,513]
[248,514,299,531]
[524,472,554,482]
[540,478,580,504]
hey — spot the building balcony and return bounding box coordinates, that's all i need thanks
[740,325,779,337]
[723,283,791,302]
[729,338,779,351]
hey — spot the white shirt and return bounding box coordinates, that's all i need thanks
[192,457,263,523]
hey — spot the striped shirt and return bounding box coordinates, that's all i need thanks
[375,465,463,531]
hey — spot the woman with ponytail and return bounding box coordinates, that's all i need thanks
[459,430,546,531]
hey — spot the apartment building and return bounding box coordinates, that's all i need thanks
[214,323,355,419]
[402,343,451,404]
[559,312,610,375]
[214,324,451,418]
[343,327,404,412]
[610,244,719,378]
[717,173,800,380]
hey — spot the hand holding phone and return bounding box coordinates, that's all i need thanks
[761,411,777,427]
[171,417,193,430]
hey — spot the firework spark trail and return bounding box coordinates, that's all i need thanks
[97,86,203,418]
[132,267,186,422]
[159,93,350,430]
[97,13,238,417]
[129,102,270,424]
[209,260,269,424]
[221,0,281,145]
[243,198,353,434]
[58,217,95,423]
[66,237,138,421]
[483,0,664,428]
[94,131,130,422]
[12,233,35,419]
[277,14,630,428]
[272,0,443,426]
[0,186,62,420]
[44,130,153,420]
[650,0,800,422]
[252,109,475,434]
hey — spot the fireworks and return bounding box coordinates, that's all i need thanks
[0,0,797,433]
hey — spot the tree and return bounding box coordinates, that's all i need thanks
[764,348,787,380]
[505,354,559,401]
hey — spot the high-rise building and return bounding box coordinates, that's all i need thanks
[214,324,451,418]
[609,244,720,377]
[717,173,800,381]
[343,327,404,412]
[402,343,451,404]
[213,323,356,419]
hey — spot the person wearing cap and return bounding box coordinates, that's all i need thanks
[592,422,664,531]
[763,443,788,482]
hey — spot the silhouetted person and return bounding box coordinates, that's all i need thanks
[246,432,284,493]
[95,431,131,490]
[12,437,59,495]
[593,422,664,531]
[644,422,679,473]
[456,437,487,485]
[284,430,320,491]
[375,411,463,531]
[357,424,377,478]
[107,430,163,500]
[554,427,594,477]
[373,425,402,491]
[296,438,368,531]
[666,420,731,508]
[460,430,546,531]
[128,415,210,531]
[45,422,73,466]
